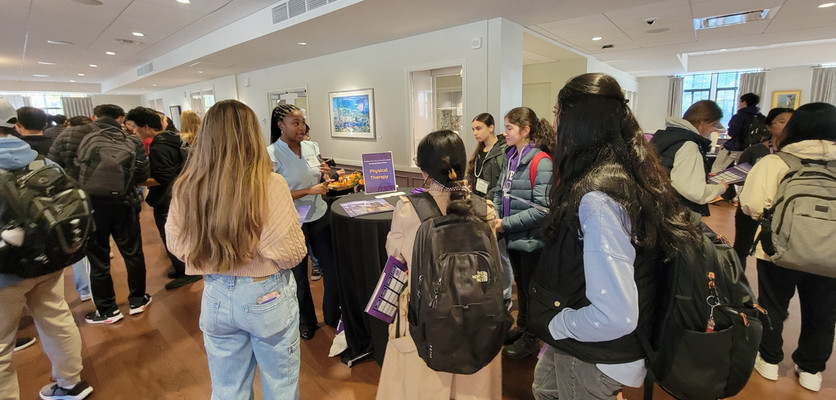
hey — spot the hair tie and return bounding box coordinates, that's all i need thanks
[448,169,457,180]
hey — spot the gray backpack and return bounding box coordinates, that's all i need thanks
[758,152,836,277]
[76,127,138,199]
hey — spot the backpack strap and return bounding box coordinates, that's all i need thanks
[407,192,442,222]
[529,151,551,189]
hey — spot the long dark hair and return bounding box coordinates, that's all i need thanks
[416,130,473,217]
[466,113,495,177]
[778,102,836,150]
[544,73,697,259]
[504,107,554,155]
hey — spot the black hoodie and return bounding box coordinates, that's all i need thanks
[146,130,185,208]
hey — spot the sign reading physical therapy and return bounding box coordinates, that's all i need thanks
[362,152,397,194]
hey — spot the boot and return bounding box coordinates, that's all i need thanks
[504,326,524,345]
[502,331,540,359]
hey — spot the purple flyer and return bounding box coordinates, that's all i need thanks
[362,152,397,194]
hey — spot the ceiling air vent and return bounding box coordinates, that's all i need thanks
[137,62,154,77]
[694,9,771,30]
[273,0,338,24]
[272,2,288,23]
[114,38,143,46]
[602,44,615,49]
[288,0,306,18]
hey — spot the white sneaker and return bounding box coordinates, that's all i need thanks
[795,365,822,392]
[754,353,779,381]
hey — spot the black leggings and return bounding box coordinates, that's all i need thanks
[292,214,340,330]
[507,247,543,329]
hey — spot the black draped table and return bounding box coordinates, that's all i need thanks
[331,189,411,366]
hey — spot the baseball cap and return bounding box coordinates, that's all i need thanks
[0,99,17,128]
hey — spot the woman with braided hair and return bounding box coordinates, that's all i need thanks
[267,104,340,340]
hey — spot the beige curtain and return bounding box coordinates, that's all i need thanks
[667,76,684,117]
[811,67,836,105]
[738,72,767,99]
[61,97,93,118]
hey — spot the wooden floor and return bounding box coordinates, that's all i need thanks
[11,202,834,399]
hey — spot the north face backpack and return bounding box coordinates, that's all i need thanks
[406,192,512,374]
[639,215,763,400]
[76,126,138,199]
[743,114,769,148]
[757,152,836,278]
[0,157,94,278]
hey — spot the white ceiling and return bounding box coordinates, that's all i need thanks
[1,0,835,95]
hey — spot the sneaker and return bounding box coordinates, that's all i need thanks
[39,380,93,400]
[502,332,540,359]
[84,309,123,325]
[78,293,92,302]
[129,294,152,315]
[14,337,37,352]
[754,353,779,381]
[503,298,513,311]
[165,275,201,290]
[795,365,822,392]
[311,268,322,281]
[504,325,524,345]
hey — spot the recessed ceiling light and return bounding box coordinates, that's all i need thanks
[197,70,203,74]
[298,42,307,46]
[33,74,49,78]
[38,61,56,65]
[132,32,145,37]
[70,80,76,83]
[105,51,116,56]
[719,48,727,51]
[47,40,74,45]
[153,84,157,87]
[177,0,190,3]
[89,64,98,67]
[819,3,836,8]
[592,37,602,41]
[78,73,86,76]
[71,0,103,5]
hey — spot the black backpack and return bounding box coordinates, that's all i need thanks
[640,215,764,400]
[0,157,94,278]
[76,126,139,199]
[406,192,512,374]
[742,114,769,148]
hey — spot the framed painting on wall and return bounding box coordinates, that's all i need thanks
[771,90,801,109]
[329,88,375,139]
[169,105,181,129]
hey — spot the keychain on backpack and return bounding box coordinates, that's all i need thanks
[706,272,719,332]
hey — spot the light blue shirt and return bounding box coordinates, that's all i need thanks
[547,191,646,387]
[267,139,326,223]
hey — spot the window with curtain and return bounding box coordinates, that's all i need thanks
[681,71,743,128]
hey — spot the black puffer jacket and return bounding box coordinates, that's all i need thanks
[48,121,98,180]
[146,131,185,208]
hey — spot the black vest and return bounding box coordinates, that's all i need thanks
[650,127,713,216]
[532,219,658,364]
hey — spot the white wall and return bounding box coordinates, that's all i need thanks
[141,75,238,117]
[523,59,587,120]
[764,66,813,107]
[89,95,143,112]
[235,21,494,169]
[487,18,524,122]
[636,76,669,133]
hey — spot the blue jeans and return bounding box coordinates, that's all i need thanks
[200,270,300,400]
[70,257,90,297]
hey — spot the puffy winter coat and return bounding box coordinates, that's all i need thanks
[493,145,552,252]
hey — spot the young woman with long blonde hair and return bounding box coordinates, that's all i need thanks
[165,100,306,400]
[179,109,200,145]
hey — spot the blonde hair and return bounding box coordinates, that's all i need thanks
[179,110,201,145]
[171,100,271,272]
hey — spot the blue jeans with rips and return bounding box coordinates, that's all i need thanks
[200,270,300,400]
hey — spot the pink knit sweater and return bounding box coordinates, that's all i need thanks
[165,173,307,277]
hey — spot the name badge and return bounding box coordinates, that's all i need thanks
[305,155,320,169]
[475,178,489,194]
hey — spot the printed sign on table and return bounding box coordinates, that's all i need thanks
[362,152,397,194]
